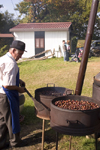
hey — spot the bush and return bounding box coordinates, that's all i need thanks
[71,36,77,53]
[0,45,8,57]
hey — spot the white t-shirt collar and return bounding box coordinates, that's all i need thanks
[6,52,16,63]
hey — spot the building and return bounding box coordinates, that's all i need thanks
[9,22,72,58]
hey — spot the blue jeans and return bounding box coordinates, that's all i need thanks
[64,51,66,61]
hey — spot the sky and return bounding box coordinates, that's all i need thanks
[0,0,23,18]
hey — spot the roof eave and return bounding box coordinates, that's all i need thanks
[10,28,70,32]
[0,34,14,38]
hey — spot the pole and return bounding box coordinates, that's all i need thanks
[75,0,99,95]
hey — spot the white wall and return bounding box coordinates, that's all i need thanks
[13,30,70,58]
[45,30,68,57]
[14,32,35,58]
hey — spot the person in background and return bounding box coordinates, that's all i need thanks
[0,40,27,149]
[66,40,70,61]
[62,40,67,61]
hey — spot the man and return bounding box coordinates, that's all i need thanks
[62,40,67,61]
[75,47,80,62]
[0,40,27,149]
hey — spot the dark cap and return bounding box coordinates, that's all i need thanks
[10,40,27,52]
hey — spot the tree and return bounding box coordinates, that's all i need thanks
[0,13,5,33]
[0,5,3,8]
[15,0,100,39]
[0,11,16,53]
[0,11,15,33]
[15,0,47,23]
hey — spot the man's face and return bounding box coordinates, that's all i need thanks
[14,49,24,61]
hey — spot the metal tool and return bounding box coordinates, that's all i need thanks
[24,88,45,112]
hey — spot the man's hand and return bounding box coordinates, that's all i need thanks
[19,79,25,87]
[18,87,26,93]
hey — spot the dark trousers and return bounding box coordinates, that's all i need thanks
[0,93,21,148]
[66,51,69,61]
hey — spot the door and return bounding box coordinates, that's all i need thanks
[35,31,45,58]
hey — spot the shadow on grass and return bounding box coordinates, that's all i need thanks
[20,128,59,146]
[20,105,64,147]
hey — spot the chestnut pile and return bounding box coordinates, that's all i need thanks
[54,99,99,110]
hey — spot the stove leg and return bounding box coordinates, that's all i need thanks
[95,132,97,150]
[56,132,58,150]
[69,136,72,150]
[42,119,45,150]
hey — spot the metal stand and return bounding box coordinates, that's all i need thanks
[95,133,98,150]
[56,132,72,150]
[41,119,45,150]
[36,113,50,150]
[56,132,58,150]
[69,136,72,150]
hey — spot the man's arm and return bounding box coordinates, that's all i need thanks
[3,85,25,93]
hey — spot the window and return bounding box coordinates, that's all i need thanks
[35,38,44,48]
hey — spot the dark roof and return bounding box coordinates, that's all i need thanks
[0,34,14,38]
[10,22,72,32]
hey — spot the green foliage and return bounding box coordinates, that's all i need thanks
[0,45,8,57]
[71,36,78,53]
[14,0,100,39]
[0,11,17,52]
[15,0,47,23]
[0,11,15,33]
[0,38,13,55]
[0,13,5,33]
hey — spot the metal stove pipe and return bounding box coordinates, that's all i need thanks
[75,0,99,95]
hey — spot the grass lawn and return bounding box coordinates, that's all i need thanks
[18,56,100,150]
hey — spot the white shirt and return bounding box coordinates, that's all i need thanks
[0,52,19,94]
[67,44,70,50]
